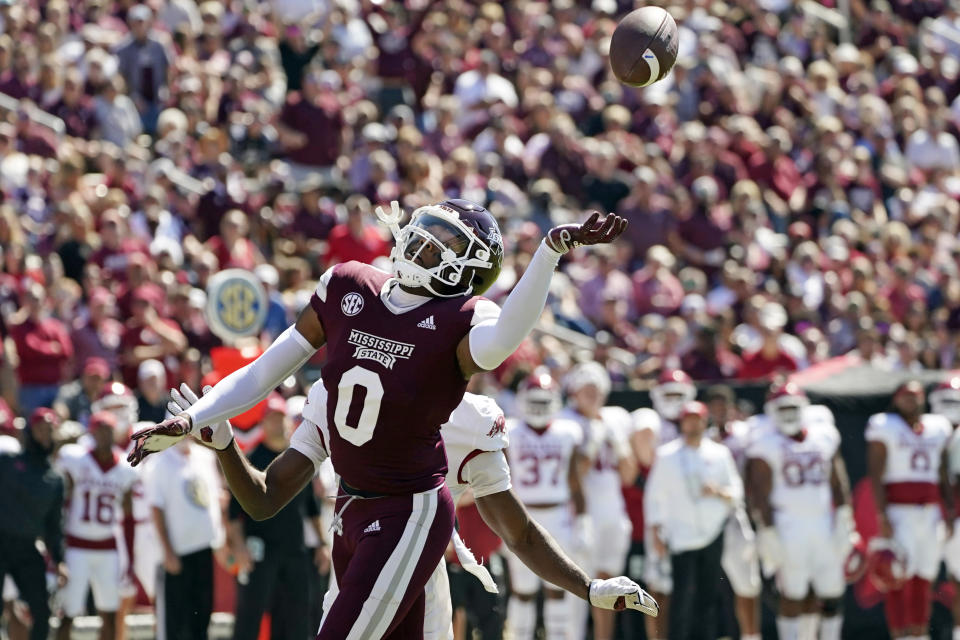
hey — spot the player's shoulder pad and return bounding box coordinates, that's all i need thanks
[804,404,835,426]
[921,413,952,438]
[550,417,585,442]
[601,405,631,425]
[656,437,683,458]
[57,442,85,462]
[631,407,660,432]
[745,427,780,460]
[443,393,508,452]
[468,297,501,326]
[864,412,893,441]
[810,420,841,450]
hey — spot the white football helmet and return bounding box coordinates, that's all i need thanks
[930,377,960,425]
[650,369,696,421]
[764,381,809,436]
[517,368,562,428]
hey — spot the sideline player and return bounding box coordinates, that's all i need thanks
[168,381,659,639]
[131,200,627,638]
[562,361,637,640]
[867,381,954,640]
[503,369,588,640]
[930,377,960,640]
[56,411,138,640]
[630,369,695,640]
[746,382,852,640]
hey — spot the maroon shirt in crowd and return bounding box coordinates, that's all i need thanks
[9,317,73,385]
[280,92,343,168]
[325,224,390,267]
[737,348,798,380]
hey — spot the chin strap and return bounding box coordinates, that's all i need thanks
[375,200,404,242]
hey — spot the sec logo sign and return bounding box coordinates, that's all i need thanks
[205,269,268,342]
[341,292,364,316]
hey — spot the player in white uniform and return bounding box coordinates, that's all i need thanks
[561,362,636,640]
[504,370,587,640]
[91,382,160,608]
[56,411,138,640]
[167,380,658,640]
[747,382,852,640]
[629,369,693,640]
[930,376,960,640]
[867,381,954,640]
[705,385,761,640]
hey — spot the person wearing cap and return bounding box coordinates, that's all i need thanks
[644,400,742,640]
[225,392,326,640]
[113,4,173,134]
[118,286,186,389]
[255,264,292,342]
[136,359,169,424]
[0,408,68,640]
[54,356,111,425]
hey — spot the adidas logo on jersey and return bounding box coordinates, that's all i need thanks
[417,316,436,330]
[363,520,381,534]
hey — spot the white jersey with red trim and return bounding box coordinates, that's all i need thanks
[441,392,510,504]
[562,406,631,518]
[864,413,951,484]
[945,425,960,478]
[631,407,678,445]
[505,417,582,506]
[747,422,840,519]
[58,444,138,542]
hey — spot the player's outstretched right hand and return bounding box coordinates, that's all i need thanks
[127,414,192,466]
[545,211,628,254]
[589,576,659,616]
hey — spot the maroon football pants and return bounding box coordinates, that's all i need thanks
[317,485,455,640]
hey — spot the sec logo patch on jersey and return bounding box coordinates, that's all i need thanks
[341,292,364,316]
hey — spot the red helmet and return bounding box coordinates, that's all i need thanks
[930,376,960,424]
[91,382,138,436]
[843,533,868,584]
[764,381,809,436]
[866,538,907,592]
[651,369,696,421]
[517,368,562,428]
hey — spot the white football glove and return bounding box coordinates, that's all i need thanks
[169,384,234,450]
[589,576,659,616]
[832,504,856,558]
[756,526,783,578]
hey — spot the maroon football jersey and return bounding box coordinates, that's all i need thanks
[310,261,498,495]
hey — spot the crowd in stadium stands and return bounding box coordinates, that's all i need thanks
[1,0,960,637]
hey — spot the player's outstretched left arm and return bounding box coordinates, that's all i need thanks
[128,308,324,465]
[475,486,658,616]
[458,212,627,378]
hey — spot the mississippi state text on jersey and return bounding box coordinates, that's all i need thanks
[310,261,499,494]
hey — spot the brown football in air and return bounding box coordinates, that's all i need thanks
[609,6,680,87]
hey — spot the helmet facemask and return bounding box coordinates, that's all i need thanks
[766,396,809,435]
[389,206,495,298]
[931,390,960,425]
[519,387,561,428]
[652,384,696,421]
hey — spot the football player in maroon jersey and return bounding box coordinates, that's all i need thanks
[128,199,627,638]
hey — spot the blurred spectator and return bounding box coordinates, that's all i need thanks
[113,5,172,134]
[205,210,264,271]
[324,196,390,267]
[277,70,346,183]
[633,245,685,317]
[54,356,109,425]
[70,288,122,375]
[8,283,73,415]
[118,287,187,389]
[136,358,168,424]
[737,304,799,380]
